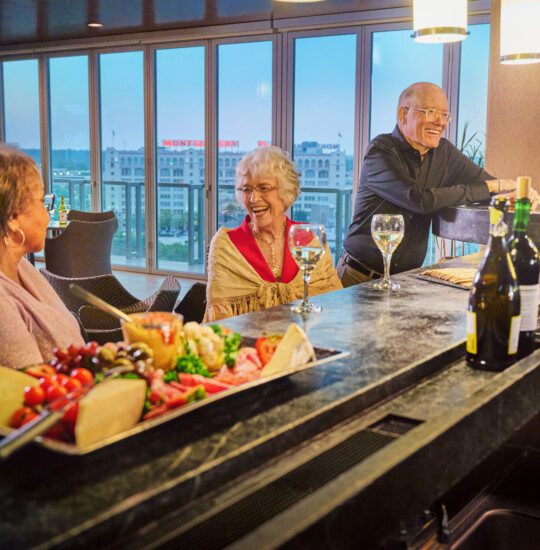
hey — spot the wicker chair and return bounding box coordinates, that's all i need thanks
[174,282,207,323]
[44,216,118,278]
[40,269,180,344]
[67,209,116,222]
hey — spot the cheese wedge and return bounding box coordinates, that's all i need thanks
[260,323,316,377]
[0,366,38,429]
[76,379,146,449]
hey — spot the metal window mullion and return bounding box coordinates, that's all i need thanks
[38,54,51,193]
[88,51,101,212]
[283,31,294,158]
[206,40,218,262]
[273,32,283,151]
[356,26,370,199]
[0,62,5,143]
[442,42,461,146]
[145,45,156,273]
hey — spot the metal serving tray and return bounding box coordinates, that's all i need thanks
[1,339,349,456]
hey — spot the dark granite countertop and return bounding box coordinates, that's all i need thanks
[2,252,539,549]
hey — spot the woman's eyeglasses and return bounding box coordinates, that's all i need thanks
[236,185,279,197]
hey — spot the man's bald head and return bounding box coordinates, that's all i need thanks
[396,82,449,155]
[397,82,446,118]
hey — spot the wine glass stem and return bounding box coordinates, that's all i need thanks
[383,253,392,283]
[303,269,310,304]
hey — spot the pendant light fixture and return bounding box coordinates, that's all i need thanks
[500,0,540,64]
[413,0,468,43]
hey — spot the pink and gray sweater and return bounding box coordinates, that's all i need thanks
[0,258,84,368]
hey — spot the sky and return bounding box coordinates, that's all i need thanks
[2,24,490,158]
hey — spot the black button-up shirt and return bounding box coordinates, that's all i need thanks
[343,126,493,274]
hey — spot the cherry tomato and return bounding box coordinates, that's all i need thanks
[39,377,57,393]
[44,423,68,441]
[9,407,38,429]
[51,373,69,386]
[63,377,82,392]
[25,364,56,379]
[61,402,79,436]
[70,368,94,387]
[255,336,282,366]
[24,385,45,407]
[45,384,68,403]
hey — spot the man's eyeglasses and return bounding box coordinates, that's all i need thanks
[236,185,279,196]
[404,106,452,123]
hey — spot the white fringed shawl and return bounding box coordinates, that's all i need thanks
[205,227,342,322]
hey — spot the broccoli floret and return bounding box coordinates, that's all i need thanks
[163,370,178,383]
[187,386,206,402]
[175,354,210,377]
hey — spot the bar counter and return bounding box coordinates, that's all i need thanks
[2,254,540,548]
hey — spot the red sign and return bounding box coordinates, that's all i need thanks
[162,139,239,148]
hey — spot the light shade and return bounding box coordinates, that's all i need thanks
[500,0,540,64]
[413,0,468,43]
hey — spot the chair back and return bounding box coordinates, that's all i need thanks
[68,209,116,222]
[175,282,207,323]
[44,217,118,277]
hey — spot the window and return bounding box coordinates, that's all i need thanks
[2,59,41,169]
[217,40,272,229]
[370,29,443,140]
[155,46,205,272]
[291,34,356,258]
[457,23,490,167]
[99,51,146,267]
[48,56,91,211]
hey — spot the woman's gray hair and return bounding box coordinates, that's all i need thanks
[0,145,42,238]
[235,146,300,209]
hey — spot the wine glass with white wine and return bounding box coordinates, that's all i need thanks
[371,214,405,290]
[289,223,327,313]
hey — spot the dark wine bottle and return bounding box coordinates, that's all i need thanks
[466,196,521,371]
[508,176,539,358]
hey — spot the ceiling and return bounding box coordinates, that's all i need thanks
[0,0,405,48]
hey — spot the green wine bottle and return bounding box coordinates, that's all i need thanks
[508,176,539,358]
[466,196,521,371]
[58,195,67,227]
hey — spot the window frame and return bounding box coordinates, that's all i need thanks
[0,8,491,278]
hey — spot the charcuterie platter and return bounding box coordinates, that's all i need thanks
[0,315,348,456]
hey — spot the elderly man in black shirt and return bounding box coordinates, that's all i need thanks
[338,81,516,287]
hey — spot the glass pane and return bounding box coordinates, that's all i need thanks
[291,34,356,260]
[3,59,41,168]
[155,46,205,274]
[49,56,91,212]
[217,41,272,229]
[457,23,490,168]
[370,29,443,140]
[99,51,146,268]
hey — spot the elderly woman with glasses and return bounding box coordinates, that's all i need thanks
[0,145,84,368]
[205,146,342,321]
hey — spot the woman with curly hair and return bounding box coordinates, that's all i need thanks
[0,145,83,367]
[206,146,342,321]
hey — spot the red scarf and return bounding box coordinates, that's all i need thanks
[227,216,299,283]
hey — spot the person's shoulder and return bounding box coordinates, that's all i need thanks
[366,132,397,155]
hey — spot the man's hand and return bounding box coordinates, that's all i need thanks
[486,179,518,194]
